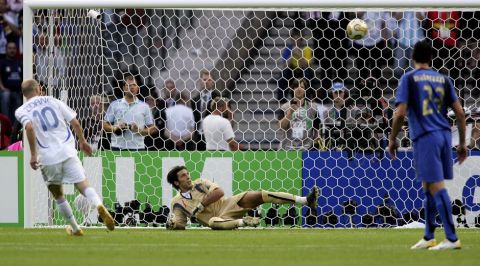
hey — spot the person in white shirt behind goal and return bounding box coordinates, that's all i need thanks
[203,97,239,151]
[15,79,115,236]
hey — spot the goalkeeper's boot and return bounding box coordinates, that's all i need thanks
[410,238,436,250]
[306,186,320,209]
[243,216,260,227]
[428,239,461,250]
[97,205,115,231]
[66,225,84,236]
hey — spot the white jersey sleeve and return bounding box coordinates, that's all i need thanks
[54,98,77,122]
[15,107,32,127]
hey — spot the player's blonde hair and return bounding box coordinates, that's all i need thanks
[21,79,39,96]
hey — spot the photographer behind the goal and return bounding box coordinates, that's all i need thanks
[103,73,157,151]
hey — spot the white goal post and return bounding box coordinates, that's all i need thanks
[22,0,480,229]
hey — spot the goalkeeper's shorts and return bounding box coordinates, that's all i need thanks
[217,192,250,219]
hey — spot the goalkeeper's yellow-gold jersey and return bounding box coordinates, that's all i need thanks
[170,178,223,227]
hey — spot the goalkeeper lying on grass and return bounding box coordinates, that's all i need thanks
[166,165,319,230]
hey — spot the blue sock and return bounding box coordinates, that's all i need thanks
[423,190,437,240]
[434,189,458,242]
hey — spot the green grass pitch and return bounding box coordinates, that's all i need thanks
[1,228,479,266]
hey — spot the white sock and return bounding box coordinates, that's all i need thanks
[295,196,307,205]
[56,199,80,232]
[83,187,103,207]
[237,219,245,227]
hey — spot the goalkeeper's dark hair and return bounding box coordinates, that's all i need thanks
[167,165,187,190]
[412,40,433,64]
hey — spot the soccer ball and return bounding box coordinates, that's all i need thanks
[346,19,368,40]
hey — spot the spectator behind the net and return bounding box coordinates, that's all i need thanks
[159,79,179,108]
[0,2,10,59]
[2,1,22,50]
[34,30,65,89]
[143,92,167,150]
[203,97,239,151]
[459,41,480,95]
[461,44,480,150]
[5,1,22,25]
[192,69,224,150]
[353,78,387,152]
[164,92,196,151]
[82,94,110,151]
[0,111,12,150]
[319,82,360,150]
[278,78,320,150]
[357,78,393,132]
[0,41,22,123]
[277,29,315,103]
[103,74,157,151]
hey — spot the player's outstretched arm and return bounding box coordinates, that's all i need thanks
[25,122,39,170]
[388,103,407,160]
[70,118,93,156]
[452,100,468,164]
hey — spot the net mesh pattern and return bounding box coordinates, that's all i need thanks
[30,9,480,228]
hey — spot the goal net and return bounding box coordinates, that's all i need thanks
[24,1,480,228]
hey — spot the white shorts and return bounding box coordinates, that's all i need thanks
[40,156,86,185]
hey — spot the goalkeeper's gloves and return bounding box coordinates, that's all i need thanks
[191,203,205,218]
[166,213,176,230]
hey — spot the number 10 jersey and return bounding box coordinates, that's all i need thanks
[15,96,78,165]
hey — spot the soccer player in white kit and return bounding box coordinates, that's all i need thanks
[15,79,114,235]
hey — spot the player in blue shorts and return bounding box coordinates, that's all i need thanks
[388,40,467,250]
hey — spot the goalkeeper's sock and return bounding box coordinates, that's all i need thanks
[208,217,241,230]
[295,196,307,205]
[434,189,458,242]
[261,190,297,204]
[83,187,103,207]
[56,198,81,232]
[238,219,244,227]
[423,190,437,241]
